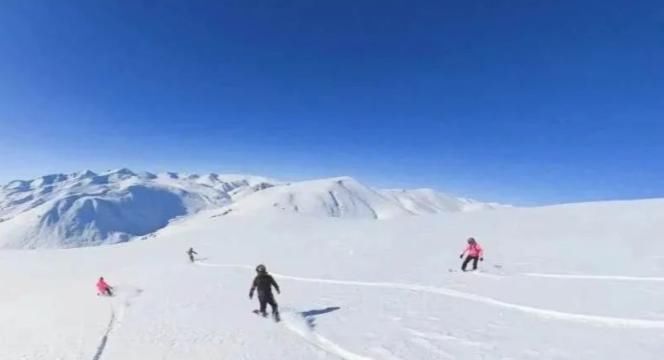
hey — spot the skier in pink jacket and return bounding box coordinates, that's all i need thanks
[460,237,484,271]
[97,277,113,296]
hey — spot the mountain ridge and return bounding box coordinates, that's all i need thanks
[0,169,502,248]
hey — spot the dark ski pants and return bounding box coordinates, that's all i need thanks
[189,254,194,263]
[258,293,278,316]
[462,256,479,271]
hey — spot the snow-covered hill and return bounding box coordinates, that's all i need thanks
[0,197,663,359]
[223,178,505,219]
[223,177,412,219]
[0,169,274,248]
[381,188,504,213]
[0,170,498,248]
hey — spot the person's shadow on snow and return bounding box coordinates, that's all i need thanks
[300,306,341,330]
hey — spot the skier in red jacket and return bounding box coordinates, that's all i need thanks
[460,237,484,271]
[97,277,113,296]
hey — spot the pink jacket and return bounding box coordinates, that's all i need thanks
[97,279,110,292]
[462,243,483,257]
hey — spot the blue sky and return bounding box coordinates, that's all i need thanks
[1,1,663,205]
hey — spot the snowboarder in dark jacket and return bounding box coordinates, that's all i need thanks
[249,264,281,320]
[187,247,198,263]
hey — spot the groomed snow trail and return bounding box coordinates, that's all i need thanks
[198,262,664,329]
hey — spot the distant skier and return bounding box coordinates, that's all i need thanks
[96,276,113,296]
[460,237,484,271]
[187,247,198,263]
[249,264,281,321]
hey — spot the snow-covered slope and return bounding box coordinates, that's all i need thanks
[225,178,503,219]
[0,198,663,359]
[0,170,498,248]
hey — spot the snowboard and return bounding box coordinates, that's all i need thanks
[252,309,281,322]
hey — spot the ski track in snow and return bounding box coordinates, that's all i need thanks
[197,262,664,329]
[92,300,116,360]
[280,311,374,360]
[523,273,664,282]
[91,287,143,360]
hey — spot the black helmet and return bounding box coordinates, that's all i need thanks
[467,237,476,244]
[256,264,267,273]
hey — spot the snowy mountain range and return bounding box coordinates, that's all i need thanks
[2,192,662,359]
[0,169,501,248]
[2,170,663,360]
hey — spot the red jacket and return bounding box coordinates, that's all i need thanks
[462,243,483,257]
[97,279,110,293]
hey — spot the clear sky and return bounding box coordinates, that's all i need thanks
[1,1,662,205]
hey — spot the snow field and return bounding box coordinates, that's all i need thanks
[1,198,663,359]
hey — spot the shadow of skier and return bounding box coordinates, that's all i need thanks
[300,306,341,330]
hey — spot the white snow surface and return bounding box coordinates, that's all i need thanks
[1,197,664,359]
[0,170,497,248]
